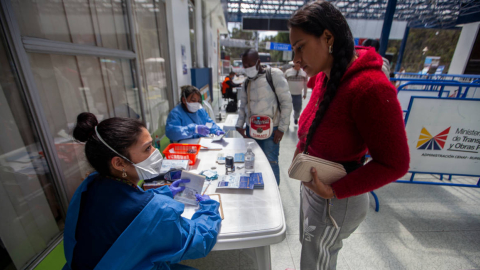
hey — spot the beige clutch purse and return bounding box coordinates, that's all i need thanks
[288,153,347,184]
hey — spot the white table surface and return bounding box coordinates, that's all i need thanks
[178,138,286,251]
[222,114,239,133]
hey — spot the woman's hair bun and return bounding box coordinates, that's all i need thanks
[73,112,98,142]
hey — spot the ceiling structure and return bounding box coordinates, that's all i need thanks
[223,0,480,29]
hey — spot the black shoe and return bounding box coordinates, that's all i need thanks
[294,119,298,125]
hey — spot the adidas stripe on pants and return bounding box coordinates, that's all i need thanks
[299,185,369,270]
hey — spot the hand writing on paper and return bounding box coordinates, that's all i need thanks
[303,167,335,199]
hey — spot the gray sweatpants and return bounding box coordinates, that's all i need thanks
[299,184,369,270]
[291,94,303,120]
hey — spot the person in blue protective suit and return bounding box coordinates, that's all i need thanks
[64,112,221,270]
[166,85,224,142]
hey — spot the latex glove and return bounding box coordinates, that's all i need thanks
[215,130,225,136]
[169,179,190,197]
[195,193,211,202]
[195,125,210,136]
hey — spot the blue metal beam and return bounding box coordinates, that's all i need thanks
[226,0,478,30]
[272,0,287,18]
[379,0,397,57]
[395,26,409,72]
[255,0,264,16]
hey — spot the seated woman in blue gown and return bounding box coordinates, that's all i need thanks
[166,85,224,142]
[64,112,221,270]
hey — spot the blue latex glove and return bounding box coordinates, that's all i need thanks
[195,193,211,202]
[196,125,210,136]
[169,179,190,197]
[215,130,225,136]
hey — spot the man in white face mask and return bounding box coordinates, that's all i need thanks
[236,49,293,185]
[166,85,225,142]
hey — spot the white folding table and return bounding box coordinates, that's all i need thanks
[179,138,286,270]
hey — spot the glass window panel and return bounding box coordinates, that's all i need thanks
[28,53,140,200]
[133,0,170,137]
[0,29,63,270]
[11,0,130,50]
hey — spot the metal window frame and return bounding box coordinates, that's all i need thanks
[0,0,173,268]
[22,37,137,59]
[0,0,72,219]
[155,0,175,110]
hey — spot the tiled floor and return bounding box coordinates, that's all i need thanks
[182,89,480,270]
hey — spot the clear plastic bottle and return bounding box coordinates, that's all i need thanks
[245,142,255,173]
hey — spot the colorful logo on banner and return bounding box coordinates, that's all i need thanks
[416,127,451,150]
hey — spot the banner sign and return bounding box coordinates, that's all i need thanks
[265,42,291,51]
[397,90,449,112]
[405,97,480,176]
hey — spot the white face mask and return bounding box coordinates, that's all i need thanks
[245,62,259,78]
[133,149,163,180]
[186,101,202,113]
[95,126,163,180]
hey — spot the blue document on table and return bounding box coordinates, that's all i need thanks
[250,173,264,189]
[217,173,254,189]
[234,153,245,163]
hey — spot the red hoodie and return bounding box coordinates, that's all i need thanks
[297,47,410,199]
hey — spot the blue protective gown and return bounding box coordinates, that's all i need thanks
[166,104,223,142]
[63,172,222,270]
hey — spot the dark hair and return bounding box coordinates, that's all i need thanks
[229,71,236,76]
[288,1,355,153]
[242,48,258,60]
[181,85,201,102]
[73,112,146,176]
[362,39,380,52]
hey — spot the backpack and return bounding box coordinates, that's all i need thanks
[244,66,281,112]
[225,100,238,113]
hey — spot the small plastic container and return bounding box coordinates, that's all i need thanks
[163,143,201,165]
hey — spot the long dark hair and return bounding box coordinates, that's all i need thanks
[73,112,145,176]
[288,1,355,152]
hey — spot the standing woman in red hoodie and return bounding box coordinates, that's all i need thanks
[289,1,409,269]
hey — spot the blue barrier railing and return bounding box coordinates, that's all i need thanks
[392,78,460,91]
[397,81,479,99]
[394,72,480,80]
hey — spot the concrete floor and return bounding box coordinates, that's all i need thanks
[182,88,480,270]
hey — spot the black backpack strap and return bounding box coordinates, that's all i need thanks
[266,66,282,112]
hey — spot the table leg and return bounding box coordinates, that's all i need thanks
[255,245,271,270]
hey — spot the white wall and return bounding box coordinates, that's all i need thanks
[166,0,192,101]
[348,19,407,40]
[448,22,480,74]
